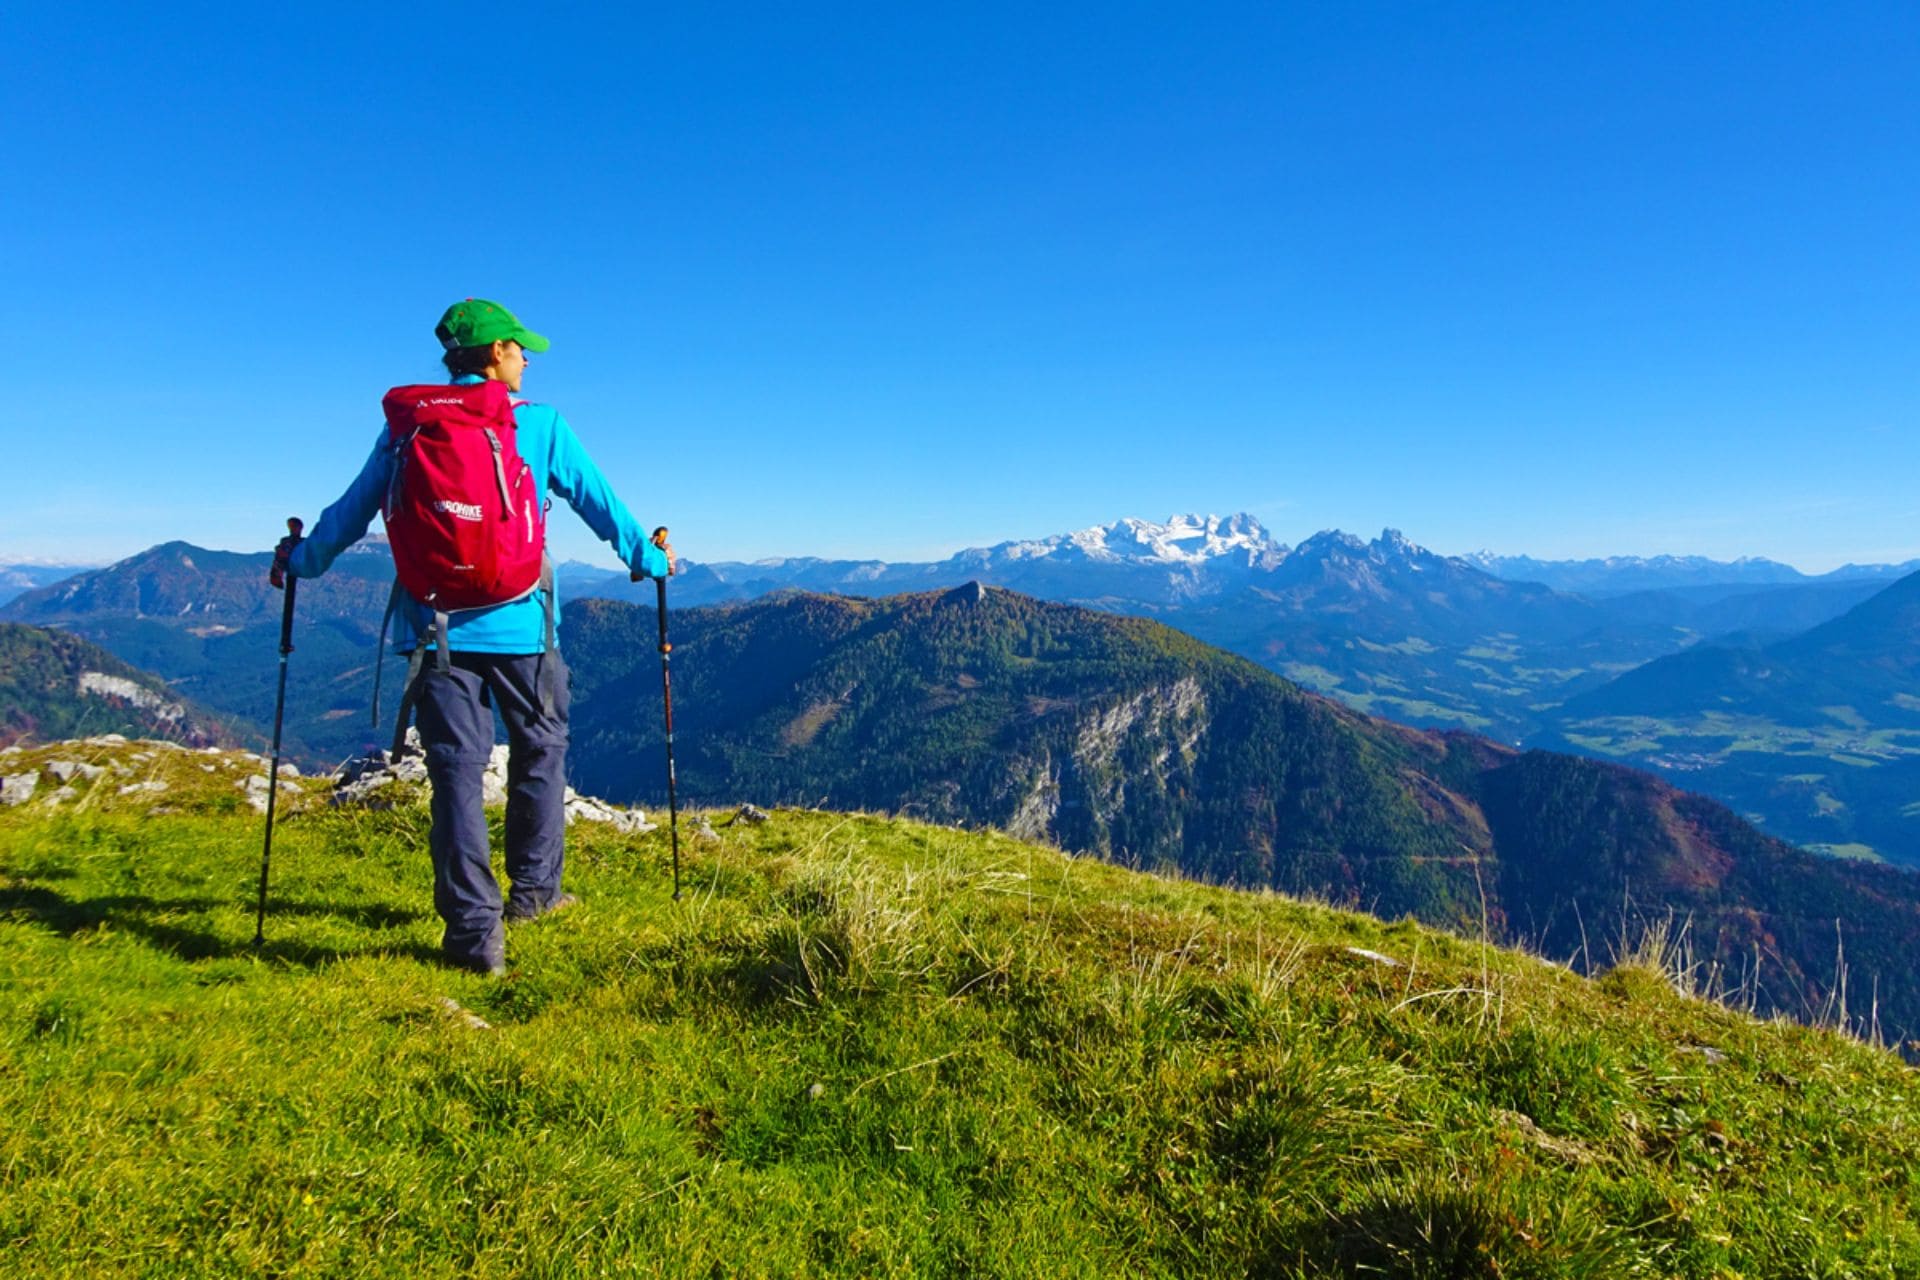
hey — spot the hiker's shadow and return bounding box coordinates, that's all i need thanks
[0,883,441,969]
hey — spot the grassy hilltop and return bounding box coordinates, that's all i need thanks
[2,738,1918,1277]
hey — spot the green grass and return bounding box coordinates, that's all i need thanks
[1806,843,1884,863]
[1366,698,1494,731]
[1559,713,1920,766]
[1277,662,1345,692]
[4,739,1920,1277]
[1353,637,1437,656]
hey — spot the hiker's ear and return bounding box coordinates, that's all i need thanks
[492,340,513,365]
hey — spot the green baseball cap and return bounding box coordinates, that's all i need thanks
[434,298,551,353]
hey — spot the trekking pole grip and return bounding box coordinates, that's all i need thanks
[277,518,303,655]
[631,526,673,580]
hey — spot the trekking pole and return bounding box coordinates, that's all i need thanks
[255,517,302,947]
[636,527,682,900]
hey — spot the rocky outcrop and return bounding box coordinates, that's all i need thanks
[329,737,655,833]
[77,671,185,724]
[1,771,39,806]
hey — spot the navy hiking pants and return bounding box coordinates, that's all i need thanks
[412,651,570,965]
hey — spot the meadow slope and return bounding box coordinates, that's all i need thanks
[2,738,1917,1278]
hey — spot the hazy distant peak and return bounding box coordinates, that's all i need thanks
[1466,551,1813,594]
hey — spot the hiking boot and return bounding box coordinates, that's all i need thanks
[447,947,506,977]
[444,929,507,976]
[505,892,579,924]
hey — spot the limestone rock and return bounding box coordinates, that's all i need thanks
[563,791,655,833]
[46,761,105,783]
[1,772,41,806]
[482,744,510,807]
[327,736,651,832]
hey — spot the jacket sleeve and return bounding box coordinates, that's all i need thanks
[545,409,668,578]
[288,429,391,579]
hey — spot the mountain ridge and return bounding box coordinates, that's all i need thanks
[562,585,1920,1041]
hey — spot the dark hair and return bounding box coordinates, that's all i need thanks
[442,344,498,379]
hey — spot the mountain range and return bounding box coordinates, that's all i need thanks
[553,516,1898,739]
[1465,549,1920,596]
[8,517,1920,860]
[8,535,1920,1035]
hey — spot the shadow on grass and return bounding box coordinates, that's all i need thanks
[1258,1186,1626,1280]
[0,884,441,968]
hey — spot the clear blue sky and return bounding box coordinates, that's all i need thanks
[5,3,1916,571]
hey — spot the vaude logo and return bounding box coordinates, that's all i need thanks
[415,396,467,408]
[433,499,485,522]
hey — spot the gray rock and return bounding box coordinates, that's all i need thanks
[331,738,429,807]
[240,773,300,813]
[563,793,655,833]
[46,760,104,783]
[118,780,169,796]
[481,744,510,807]
[1,772,41,806]
[732,803,772,825]
[327,736,651,831]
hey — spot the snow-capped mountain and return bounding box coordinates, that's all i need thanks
[973,512,1289,569]
[559,513,1298,607]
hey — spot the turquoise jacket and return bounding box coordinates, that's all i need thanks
[288,375,667,653]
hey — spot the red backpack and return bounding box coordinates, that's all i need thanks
[380,380,546,609]
[371,380,558,752]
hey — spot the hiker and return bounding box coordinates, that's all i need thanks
[271,299,673,974]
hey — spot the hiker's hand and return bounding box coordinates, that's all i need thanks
[632,526,676,580]
[269,517,305,590]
